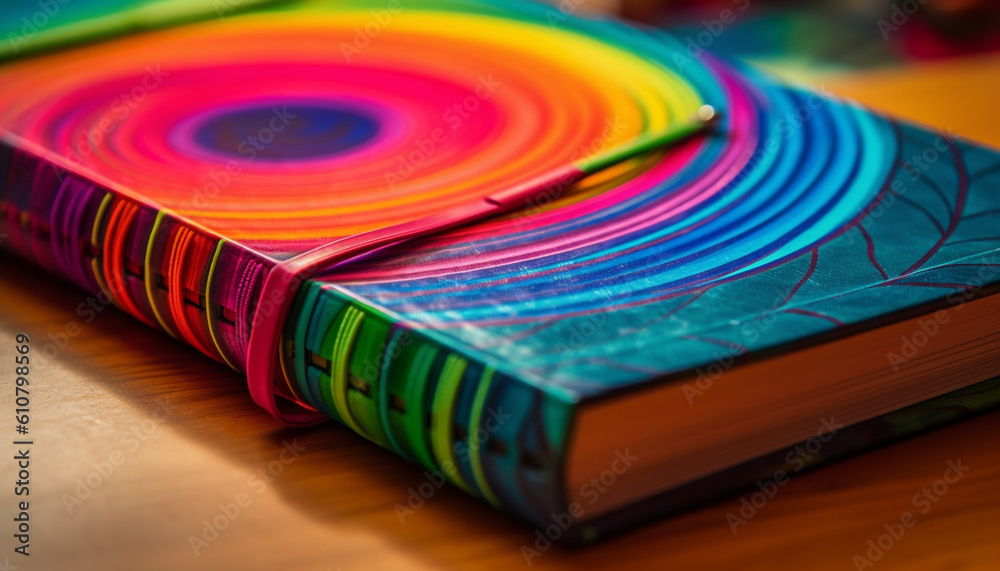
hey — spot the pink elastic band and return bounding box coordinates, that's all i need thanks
[245,164,587,425]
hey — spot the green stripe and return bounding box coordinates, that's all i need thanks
[405,344,440,471]
[329,306,368,438]
[467,367,501,506]
[430,355,473,494]
[576,114,712,174]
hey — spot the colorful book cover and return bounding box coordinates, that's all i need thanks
[1,0,999,539]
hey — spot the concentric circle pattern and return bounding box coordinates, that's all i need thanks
[323,24,897,325]
[0,1,702,258]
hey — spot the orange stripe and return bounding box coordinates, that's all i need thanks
[167,226,214,356]
[101,200,146,321]
[109,202,151,323]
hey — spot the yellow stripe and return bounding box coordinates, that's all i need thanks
[204,239,239,371]
[143,211,176,338]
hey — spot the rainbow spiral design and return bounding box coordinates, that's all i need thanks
[0,0,702,258]
[329,63,895,323]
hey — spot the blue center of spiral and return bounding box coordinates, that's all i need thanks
[193,104,380,160]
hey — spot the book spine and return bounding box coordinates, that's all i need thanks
[278,280,577,526]
[0,139,577,527]
[0,140,274,372]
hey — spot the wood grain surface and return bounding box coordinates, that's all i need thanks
[1,56,998,571]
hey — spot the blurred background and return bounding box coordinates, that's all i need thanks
[561,0,1000,146]
[565,0,1000,75]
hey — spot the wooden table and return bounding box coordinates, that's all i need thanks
[1,56,998,571]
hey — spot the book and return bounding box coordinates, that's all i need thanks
[2,0,999,542]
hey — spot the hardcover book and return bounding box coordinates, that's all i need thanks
[2,0,999,541]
